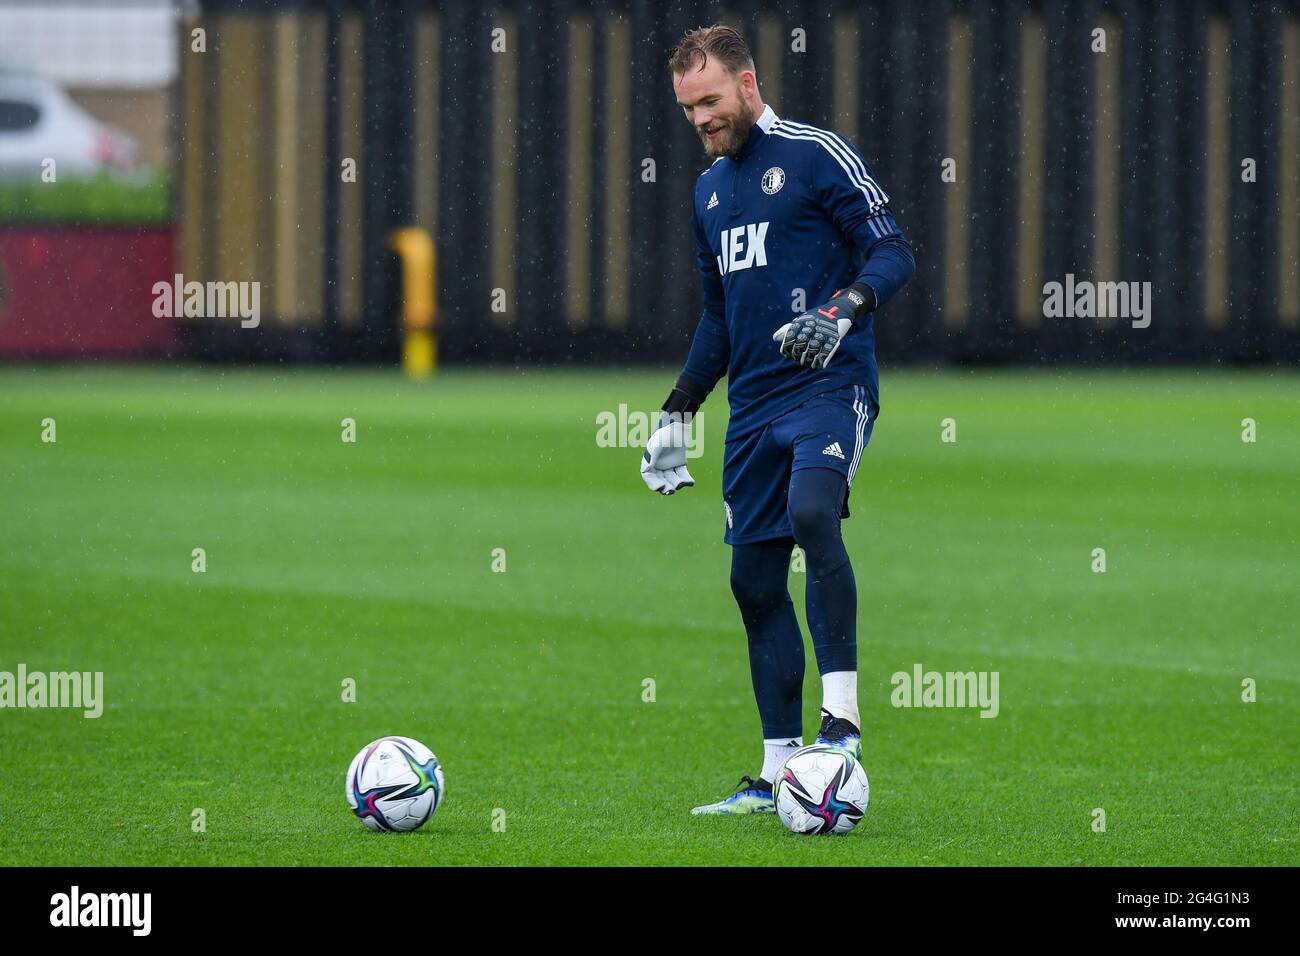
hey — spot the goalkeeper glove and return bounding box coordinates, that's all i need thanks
[641,413,694,495]
[640,374,707,495]
[772,284,876,369]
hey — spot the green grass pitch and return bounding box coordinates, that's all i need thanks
[0,366,1296,866]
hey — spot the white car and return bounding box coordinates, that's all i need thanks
[0,73,137,179]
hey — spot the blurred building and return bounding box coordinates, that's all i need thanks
[174,0,1300,366]
[0,0,179,165]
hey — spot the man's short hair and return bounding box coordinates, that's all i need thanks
[668,24,755,77]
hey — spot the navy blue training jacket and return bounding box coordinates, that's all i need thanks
[680,105,916,440]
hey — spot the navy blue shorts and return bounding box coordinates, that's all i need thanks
[722,383,876,545]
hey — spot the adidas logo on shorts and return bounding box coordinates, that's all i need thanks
[822,442,846,460]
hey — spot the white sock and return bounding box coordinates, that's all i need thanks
[821,671,859,728]
[760,737,803,785]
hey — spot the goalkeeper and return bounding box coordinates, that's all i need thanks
[643,25,915,815]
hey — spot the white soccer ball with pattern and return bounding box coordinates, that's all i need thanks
[773,744,869,835]
[346,736,445,832]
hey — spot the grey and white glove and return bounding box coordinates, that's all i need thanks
[640,413,695,495]
[772,287,873,369]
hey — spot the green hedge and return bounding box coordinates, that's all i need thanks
[0,171,173,226]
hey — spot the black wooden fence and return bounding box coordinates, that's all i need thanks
[178,0,1300,364]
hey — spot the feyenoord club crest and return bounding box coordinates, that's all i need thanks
[761,166,786,195]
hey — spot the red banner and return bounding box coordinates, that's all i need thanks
[0,227,176,357]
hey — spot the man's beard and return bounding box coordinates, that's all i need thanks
[698,97,757,159]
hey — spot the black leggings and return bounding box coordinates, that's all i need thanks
[729,467,857,739]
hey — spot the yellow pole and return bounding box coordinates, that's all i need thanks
[389,227,437,378]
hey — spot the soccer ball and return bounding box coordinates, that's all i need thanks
[773,744,869,835]
[346,736,445,833]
